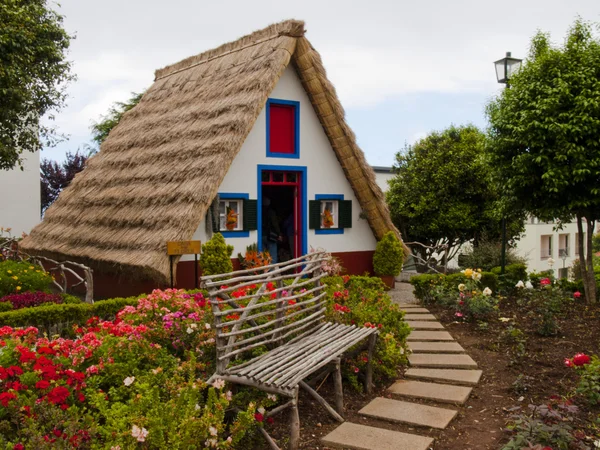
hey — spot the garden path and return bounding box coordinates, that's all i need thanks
[321,283,483,450]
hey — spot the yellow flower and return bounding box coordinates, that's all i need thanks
[12,276,18,280]
[463,268,473,278]
[7,270,12,274]
[16,286,21,291]
[23,270,27,273]
[29,266,34,270]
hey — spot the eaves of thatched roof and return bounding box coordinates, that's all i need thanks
[21,20,403,282]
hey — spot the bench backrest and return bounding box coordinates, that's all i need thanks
[203,251,328,373]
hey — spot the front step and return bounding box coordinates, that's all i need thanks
[400,307,429,313]
[407,330,454,341]
[406,321,445,330]
[409,353,478,369]
[405,368,483,386]
[408,341,466,354]
[321,422,434,450]
[388,380,472,405]
[359,397,457,430]
[404,313,437,321]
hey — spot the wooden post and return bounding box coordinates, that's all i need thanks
[333,358,344,416]
[289,388,300,450]
[84,266,94,304]
[275,279,285,345]
[209,287,227,373]
[365,333,378,394]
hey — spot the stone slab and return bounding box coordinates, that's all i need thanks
[388,379,472,405]
[405,368,483,386]
[404,313,437,321]
[407,331,454,341]
[401,307,429,313]
[359,397,457,430]
[409,341,466,354]
[397,304,423,308]
[406,321,445,330]
[409,353,478,369]
[321,422,434,450]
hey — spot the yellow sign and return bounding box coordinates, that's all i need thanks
[167,241,201,256]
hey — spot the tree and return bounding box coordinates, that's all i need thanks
[486,19,600,303]
[0,0,73,170]
[386,124,523,270]
[40,151,88,213]
[90,92,143,147]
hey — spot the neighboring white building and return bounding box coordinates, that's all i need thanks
[372,166,395,194]
[0,151,40,236]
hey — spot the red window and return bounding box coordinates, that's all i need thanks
[268,102,298,156]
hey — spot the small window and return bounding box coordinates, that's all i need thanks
[541,235,552,259]
[267,99,300,158]
[558,234,569,257]
[320,200,339,229]
[219,199,243,232]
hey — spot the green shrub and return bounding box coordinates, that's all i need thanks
[0,260,53,296]
[575,355,600,406]
[491,263,527,293]
[0,301,12,312]
[528,270,555,288]
[480,272,499,293]
[200,233,234,276]
[373,231,404,276]
[410,274,445,303]
[460,239,526,271]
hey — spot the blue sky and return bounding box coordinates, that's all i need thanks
[43,0,599,167]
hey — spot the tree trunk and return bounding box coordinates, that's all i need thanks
[576,215,590,300]
[585,217,597,303]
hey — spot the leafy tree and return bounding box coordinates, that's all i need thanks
[387,124,523,270]
[0,0,74,170]
[90,92,143,147]
[486,19,600,303]
[40,151,88,213]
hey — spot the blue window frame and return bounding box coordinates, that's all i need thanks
[218,193,249,238]
[266,98,300,159]
[315,194,344,235]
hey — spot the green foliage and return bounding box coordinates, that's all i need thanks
[491,263,528,293]
[461,239,527,272]
[410,271,497,307]
[410,274,446,304]
[373,231,404,276]
[575,355,600,406]
[200,233,234,276]
[517,279,570,336]
[0,0,74,170]
[0,260,53,296]
[480,272,499,294]
[90,92,143,147]
[500,325,527,365]
[0,302,12,313]
[387,125,524,267]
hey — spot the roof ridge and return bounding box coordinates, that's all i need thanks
[155,19,304,80]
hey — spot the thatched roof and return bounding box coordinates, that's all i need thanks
[21,20,403,282]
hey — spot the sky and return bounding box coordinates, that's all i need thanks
[43,0,600,167]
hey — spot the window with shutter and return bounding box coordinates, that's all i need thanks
[311,195,351,234]
[217,193,254,238]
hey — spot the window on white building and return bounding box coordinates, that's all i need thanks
[219,199,243,231]
[558,234,569,257]
[541,235,552,259]
[320,200,339,229]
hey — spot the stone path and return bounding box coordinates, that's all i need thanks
[322,284,482,450]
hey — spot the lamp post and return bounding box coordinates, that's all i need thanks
[494,51,522,274]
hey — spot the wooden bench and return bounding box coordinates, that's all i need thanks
[203,252,378,450]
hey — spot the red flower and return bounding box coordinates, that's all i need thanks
[254,413,264,422]
[573,291,581,299]
[266,417,274,425]
[540,278,551,286]
[7,366,23,377]
[572,353,591,366]
[17,347,36,363]
[564,358,574,368]
[47,386,70,405]
[0,392,17,407]
[13,444,24,450]
[78,393,85,403]
[53,429,62,437]
[36,380,51,390]
[342,275,350,284]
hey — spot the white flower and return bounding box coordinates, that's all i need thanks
[111,447,121,450]
[190,323,197,329]
[225,390,232,401]
[482,287,492,296]
[472,272,482,281]
[258,406,266,415]
[547,257,555,267]
[186,327,194,334]
[267,394,277,402]
[205,323,211,330]
[212,378,225,390]
[499,317,511,322]
[131,425,148,442]
[205,438,217,448]
[525,281,534,289]
[515,280,525,288]
[123,376,135,386]
[195,403,201,410]
[209,426,218,436]
[227,437,232,443]
[458,283,466,292]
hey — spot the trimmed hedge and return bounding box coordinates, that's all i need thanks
[410,271,499,303]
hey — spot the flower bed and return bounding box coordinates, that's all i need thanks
[0,260,53,296]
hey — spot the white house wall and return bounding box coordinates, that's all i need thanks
[373,171,395,193]
[0,151,40,237]
[186,66,377,260]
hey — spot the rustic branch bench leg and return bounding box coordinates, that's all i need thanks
[299,381,344,422]
[365,333,378,394]
[289,388,300,450]
[333,357,344,416]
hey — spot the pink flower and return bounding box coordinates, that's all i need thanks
[131,425,148,442]
[540,278,551,286]
[455,312,463,318]
[564,357,574,368]
[573,291,581,299]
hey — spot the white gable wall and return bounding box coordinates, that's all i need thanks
[188,66,377,259]
[0,151,40,237]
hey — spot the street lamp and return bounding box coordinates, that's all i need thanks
[494,51,522,274]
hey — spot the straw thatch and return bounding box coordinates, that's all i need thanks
[21,20,403,282]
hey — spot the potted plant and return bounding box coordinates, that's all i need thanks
[225,207,238,231]
[322,208,334,228]
[373,231,404,289]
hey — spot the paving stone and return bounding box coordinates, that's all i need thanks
[388,380,472,405]
[406,321,445,330]
[404,313,437,321]
[406,330,454,341]
[409,353,478,369]
[398,304,423,309]
[409,341,466,354]
[359,397,457,430]
[405,368,483,386]
[401,307,429,313]
[321,422,434,450]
